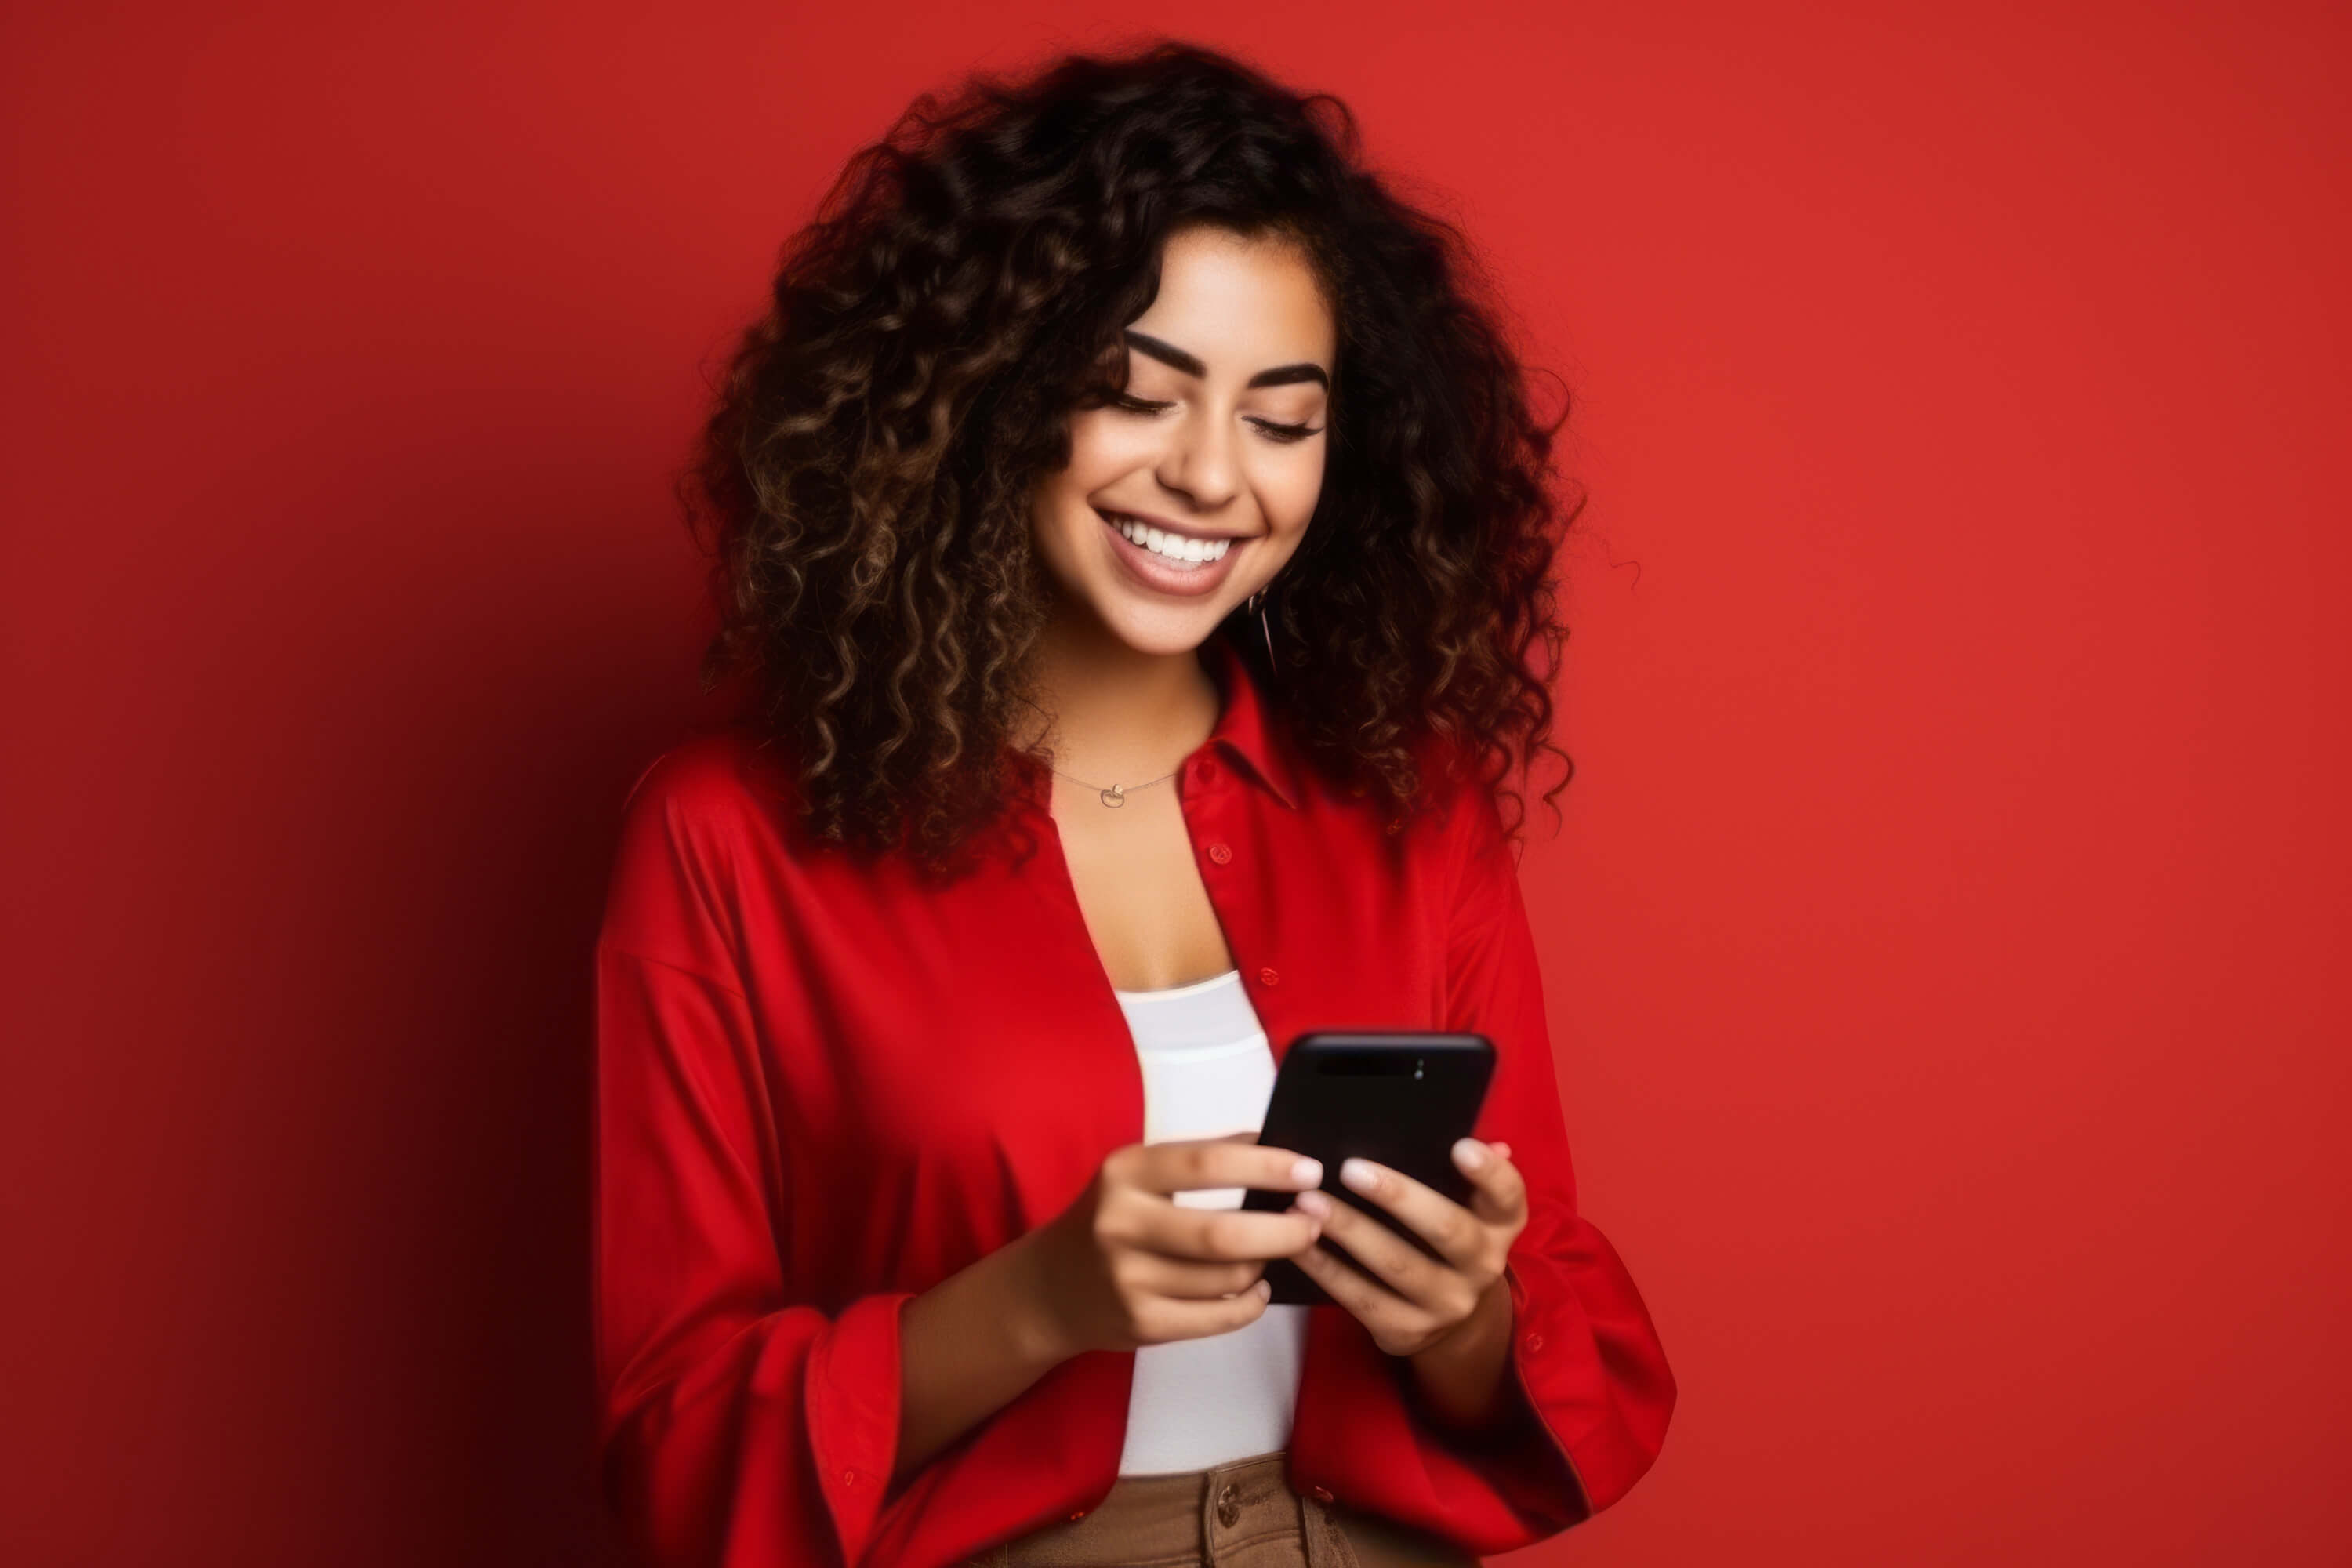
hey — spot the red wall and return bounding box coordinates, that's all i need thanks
[5,3,2345,1564]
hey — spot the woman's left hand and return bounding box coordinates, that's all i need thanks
[1288,1138,1527,1358]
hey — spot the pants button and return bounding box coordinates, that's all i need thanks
[1216,1480,1240,1527]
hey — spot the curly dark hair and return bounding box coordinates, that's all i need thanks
[678,39,1581,876]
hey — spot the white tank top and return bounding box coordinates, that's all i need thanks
[1110,967,1310,1475]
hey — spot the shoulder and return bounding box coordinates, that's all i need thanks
[1406,730,1517,901]
[612,722,813,867]
[620,723,795,821]
[601,725,806,949]
[1406,729,1502,843]
[1321,728,1505,889]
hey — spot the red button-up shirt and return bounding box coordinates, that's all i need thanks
[593,633,1675,1568]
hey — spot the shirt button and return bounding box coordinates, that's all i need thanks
[1197,757,1219,783]
[1309,1484,1334,1504]
[1207,842,1232,865]
[841,1467,856,1484]
[1523,1331,1544,1354]
[1258,966,1279,986]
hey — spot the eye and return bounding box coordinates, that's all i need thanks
[1247,418,1323,445]
[1111,394,1323,445]
[1105,392,1327,446]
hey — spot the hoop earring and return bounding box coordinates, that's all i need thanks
[1246,582,1276,670]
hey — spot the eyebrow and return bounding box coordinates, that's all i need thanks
[1123,329,1330,391]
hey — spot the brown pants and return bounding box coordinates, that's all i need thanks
[965,1450,1480,1567]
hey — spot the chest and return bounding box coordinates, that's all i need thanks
[739,775,1456,1251]
[1050,782,1236,992]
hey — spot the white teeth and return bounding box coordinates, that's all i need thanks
[1103,511,1230,566]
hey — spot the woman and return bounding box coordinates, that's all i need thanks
[593,41,1675,1568]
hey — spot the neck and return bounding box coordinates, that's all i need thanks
[1014,602,1220,785]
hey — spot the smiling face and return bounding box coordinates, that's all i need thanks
[1030,223,1336,657]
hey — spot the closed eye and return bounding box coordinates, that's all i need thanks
[1251,418,1323,445]
[1109,392,1324,445]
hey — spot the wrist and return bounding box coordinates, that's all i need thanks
[1406,1274,1515,1432]
[1000,1225,1079,1370]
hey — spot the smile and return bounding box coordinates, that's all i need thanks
[1100,510,1234,564]
[1096,509,1250,597]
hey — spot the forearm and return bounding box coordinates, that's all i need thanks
[891,1229,1069,1494]
[1404,1274,1516,1436]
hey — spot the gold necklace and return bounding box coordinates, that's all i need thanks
[1047,763,1180,808]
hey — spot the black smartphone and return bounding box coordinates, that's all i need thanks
[1239,1030,1496,1308]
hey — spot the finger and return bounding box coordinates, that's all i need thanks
[1449,1138,1530,1225]
[1131,1137,1323,1200]
[1145,1280,1272,1345]
[1290,1229,1442,1341]
[1298,1179,1457,1312]
[1336,1157,1492,1277]
[1133,1199,1322,1265]
[1119,1248,1269,1301]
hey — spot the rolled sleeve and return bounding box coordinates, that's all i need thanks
[593,759,924,1566]
[807,1290,918,1545]
[1428,779,1677,1534]
[596,943,922,1567]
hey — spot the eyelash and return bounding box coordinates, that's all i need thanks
[1108,392,1323,445]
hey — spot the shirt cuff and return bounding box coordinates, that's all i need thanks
[806,1290,919,1564]
[1500,1245,1672,1518]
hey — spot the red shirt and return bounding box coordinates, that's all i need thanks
[593,633,1675,1568]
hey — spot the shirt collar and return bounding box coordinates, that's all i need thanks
[1200,633,1304,811]
[1003,633,1305,812]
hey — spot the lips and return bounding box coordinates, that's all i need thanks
[1097,507,1247,597]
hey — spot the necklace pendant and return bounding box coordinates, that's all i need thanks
[1100,782,1126,808]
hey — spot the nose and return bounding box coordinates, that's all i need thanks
[1154,404,1240,510]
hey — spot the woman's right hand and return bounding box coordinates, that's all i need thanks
[1023,1133,1327,1358]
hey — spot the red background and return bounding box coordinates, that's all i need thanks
[5,3,2346,1564]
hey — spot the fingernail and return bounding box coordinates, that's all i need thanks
[1291,1156,1323,1186]
[1295,1189,1332,1218]
[1340,1158,1377,1192]
[1454,1138,1488,1171]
